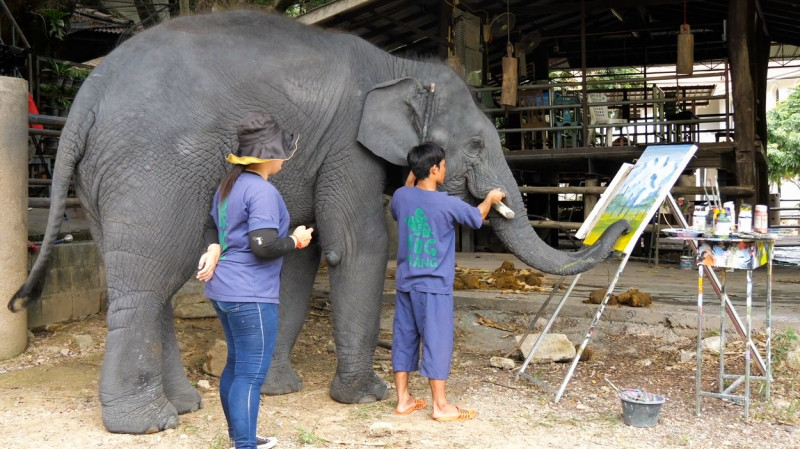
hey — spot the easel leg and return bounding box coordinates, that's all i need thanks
[554,253,631,403]
[516,274,582,382]
[505,275,567,359]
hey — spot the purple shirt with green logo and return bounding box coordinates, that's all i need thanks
[205,172,289,303]
[391,187,482,294]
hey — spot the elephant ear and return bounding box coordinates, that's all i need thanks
[357,77,430,166]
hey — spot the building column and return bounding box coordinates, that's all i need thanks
[0,76,30,360]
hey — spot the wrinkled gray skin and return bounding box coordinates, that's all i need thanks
[9,10,628,434]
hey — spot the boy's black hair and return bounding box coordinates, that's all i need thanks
[407,142,445,181]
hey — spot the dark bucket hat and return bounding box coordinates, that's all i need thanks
[227,111,299,165]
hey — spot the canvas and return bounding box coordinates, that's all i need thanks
[581,144,698,255]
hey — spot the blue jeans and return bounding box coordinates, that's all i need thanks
[212,300,278,449]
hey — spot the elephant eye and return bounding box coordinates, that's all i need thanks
[464,137,483,158]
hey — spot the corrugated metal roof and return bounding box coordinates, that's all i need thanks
[301,0,800,83]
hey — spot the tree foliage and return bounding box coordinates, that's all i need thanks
[767,87,800,184]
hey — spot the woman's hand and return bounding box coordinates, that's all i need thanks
[196,243,221,282]
[292,225,314,249]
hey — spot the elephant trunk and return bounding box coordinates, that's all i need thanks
[478,162,629,276]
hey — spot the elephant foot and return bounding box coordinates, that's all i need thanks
[165,382,202,415]
[261,362,303,395]
[102,394,179,434]
[330,370,389,404]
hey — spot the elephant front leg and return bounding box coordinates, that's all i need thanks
[100,292,178,434]
[160,300,202,414]
[328,257,390,403]
[263,244,321,395]
[324,210,390,404]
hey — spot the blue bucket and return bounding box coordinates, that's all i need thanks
[679,255,695,270]
[619,389,665,427]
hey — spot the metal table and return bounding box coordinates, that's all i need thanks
[676,234,775,420]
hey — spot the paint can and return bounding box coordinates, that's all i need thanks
[679,255,694,270]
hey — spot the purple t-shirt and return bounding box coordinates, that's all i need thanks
[391,186,483,294]
[205,172,289,303]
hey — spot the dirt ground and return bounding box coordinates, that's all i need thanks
[1,298,799,449]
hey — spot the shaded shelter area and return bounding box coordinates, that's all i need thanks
[300,0,800,249]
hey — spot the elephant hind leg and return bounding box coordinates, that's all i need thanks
[100,249,195,433]
[100,291,179,433]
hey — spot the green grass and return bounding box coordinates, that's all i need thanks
[773,327,799,364]
[297,426,326,445]
[350,402,385,419]
[207,431,229,449]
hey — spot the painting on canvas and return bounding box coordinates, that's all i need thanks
[582,144,698,255]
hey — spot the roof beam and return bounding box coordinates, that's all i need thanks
[512,0,680,18]
[298,0,379,25]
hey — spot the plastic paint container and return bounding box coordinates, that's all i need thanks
[692,206,707,231]
[754,204,768,233]
[738,203,752,233]
[723,201,736,231]
[714,210,731,238]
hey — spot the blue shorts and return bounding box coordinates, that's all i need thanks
[391,289,454,380]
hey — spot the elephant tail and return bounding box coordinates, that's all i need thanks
[8,109,96,312]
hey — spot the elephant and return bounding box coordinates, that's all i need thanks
[9,9,629,434]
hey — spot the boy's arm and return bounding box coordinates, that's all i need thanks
[476,188,506,220]
[405,171,416,187]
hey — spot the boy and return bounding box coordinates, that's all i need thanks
[391,142,505,421]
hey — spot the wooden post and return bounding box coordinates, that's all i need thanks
[584,177,598,220]
[0,76,29,360]
[580,0,588,147]
[754,14,771,204]
[727,0,757,205]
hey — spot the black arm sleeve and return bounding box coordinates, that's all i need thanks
[203,214,219,247]
[249,228,295,260]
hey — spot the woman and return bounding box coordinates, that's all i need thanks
[197,111,314,449]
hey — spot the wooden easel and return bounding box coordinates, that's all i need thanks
[514,144,717,401]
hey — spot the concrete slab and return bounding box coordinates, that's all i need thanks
[25,206,800,334]
[358,252,800,333]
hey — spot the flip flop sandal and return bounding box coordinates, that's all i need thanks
[432,407,477,422]
[395,398,428,415]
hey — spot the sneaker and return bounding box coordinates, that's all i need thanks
[228,435,278,449]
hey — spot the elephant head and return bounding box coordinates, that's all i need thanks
[357,72,629,275]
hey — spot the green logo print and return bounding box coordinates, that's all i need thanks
[405,208,438,268]
[217,198,229,260]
